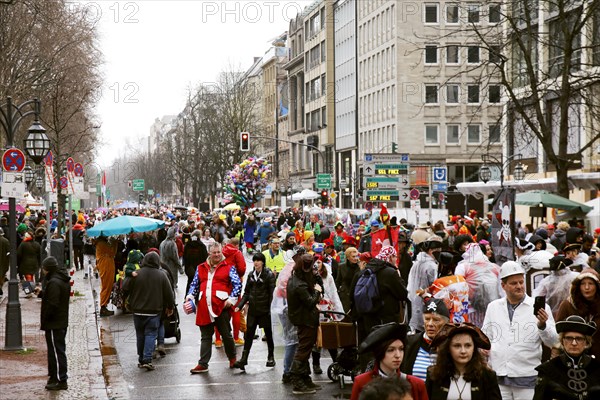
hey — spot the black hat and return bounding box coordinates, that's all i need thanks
[549,255,572,271]
[423,297,450,319]
[358,323,408,354]
[439,252,454,266]
[563,243,582,253]
[42,256,58,270]
[398,231,410,242]
[515,238,535,251]
[566,227,584,244]
[556,315,597,336]
[528,234,546,250]
[431,322,492,350]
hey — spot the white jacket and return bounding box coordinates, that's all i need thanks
[482,295,558,378]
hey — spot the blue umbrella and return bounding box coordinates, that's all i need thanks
[86,215,165,237]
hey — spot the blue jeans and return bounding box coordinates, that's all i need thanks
[284,343,297,374]
[157,321,165,346]
[133,314,161,364]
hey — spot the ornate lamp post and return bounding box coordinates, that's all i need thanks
[0,97,49,350]
[479,153,525,187]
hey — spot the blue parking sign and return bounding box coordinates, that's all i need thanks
[433,167,447,182]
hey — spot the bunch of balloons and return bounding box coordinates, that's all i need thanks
[224,157,271,207]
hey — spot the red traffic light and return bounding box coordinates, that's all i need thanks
[240,132,250,151]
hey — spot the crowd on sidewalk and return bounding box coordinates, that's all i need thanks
[2,203,600,398]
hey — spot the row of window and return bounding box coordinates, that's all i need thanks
[305,41,326,72]
[359,85,397,127]
[359,125,396,155]
[305,106,327,132]
[305,7,325,40]
[358,45,396,91]
[306,74,326,103]
[424,44,502,65]
[425,84,502,104]
[424,3,501,25]
[425,123,501,145]
[358,4,395,56]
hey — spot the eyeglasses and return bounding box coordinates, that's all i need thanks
[563,336,586,344]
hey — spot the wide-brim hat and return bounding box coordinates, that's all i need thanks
[398,231,410,242]
[358,323,408,354]
[431,322,491,350]
[423,296,450,319]
[563,243,581,252]
[556,315,597,336]
[418,222,430,229]
[343,237,358,247]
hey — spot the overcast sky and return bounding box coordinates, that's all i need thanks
[84,0,309,167]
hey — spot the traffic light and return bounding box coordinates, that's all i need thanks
[240,132,250,151]
[138,193,143,204]
[391,142,398,153]
[320,190,328,206]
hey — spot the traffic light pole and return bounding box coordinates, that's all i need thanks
[249,135,327,172]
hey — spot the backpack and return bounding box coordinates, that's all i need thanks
[353,267,381,315]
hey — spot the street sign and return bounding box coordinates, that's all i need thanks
[44,151,53,167]
[2,148,26,172]
[1,171,26,198]
[438,193,445,202]
[364,176,410,189]
[132,179,145,192]
[147,189,154,195]
[330,192,337,199]
[74,163,84,177]
[368,163,409,176]
[60,176,69,189]
[66,157,75,173]
[433,167,447,182]
[433,183,448,192]
[363,190,410,202]
[364,153,410,163]
[410,188,420,200]
[316,173,331,189]
[364,201,373,211]
[340,179,347,189]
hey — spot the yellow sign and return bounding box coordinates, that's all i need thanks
[330,192,337,199]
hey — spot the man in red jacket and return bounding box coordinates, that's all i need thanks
[186,242,242,373]
[215,238,247,346]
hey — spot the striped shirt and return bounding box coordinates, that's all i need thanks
[412,346,436,381]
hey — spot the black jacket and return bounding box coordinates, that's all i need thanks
[128,263,175,315]
[534,353,600,400]
[238,267,276,316]
[182,240,208,276]
[336,261,360,312]
[286,273,322,328]
[350,258,407,328]
[401,332,428,375]
[425,368,501,400]
[40,270,70,330]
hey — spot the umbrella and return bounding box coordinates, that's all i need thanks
[86,215,165,237]
[512,191,593,212]
[223,203,241,211]
[0,203,25,213]
[292,189,320,200]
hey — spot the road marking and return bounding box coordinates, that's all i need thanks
[143,379,333,389]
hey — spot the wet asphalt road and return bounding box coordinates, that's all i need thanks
[92,254,354,399]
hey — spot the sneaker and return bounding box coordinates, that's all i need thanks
[214,340,223,348]
[83,273,88,279]
[95,271,99,279]
[157,344,166,356]
[312,364,323,375]
[282,373,293,384]
[262,336,267,342]
[137,363,143,368]
[190,364,208,374]
[141,363,155,371]
[292,382,316,395]
[234,338,244,347]
[45,381,68,391]
[100,307,114,317]
[304,377,322,390]
[229,358,237,369]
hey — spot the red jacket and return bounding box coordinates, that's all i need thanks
[176,236,184,257]
[191,258,242,327]
[222,243,246,279]
[351,364,428,400]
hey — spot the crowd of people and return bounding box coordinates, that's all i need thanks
[2,204,600,398]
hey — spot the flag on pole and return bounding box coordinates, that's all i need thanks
[101,170,106,206]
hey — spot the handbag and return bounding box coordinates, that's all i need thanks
[239,313,247,333]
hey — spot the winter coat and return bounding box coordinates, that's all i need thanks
[556,284,600,359]
[238,267,276,316]
[243,220,257,243]
[95,238,118,274]
[159,235,180,287]
[182,239,207,277]
[40,270,70,330]
[127,255,174,315]
[534,353,600,400]
[0,235,9,278]
[70,223,85,246]
[17,238,41,275]
[351,364,428,400]
[286,272,321,328]
[222,243,246,278]
[257,222,275,245]
[425,367,501,400]
[550,229,567,251]
[336,260,360,312]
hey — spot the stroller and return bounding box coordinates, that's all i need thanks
[163,304,182,343]
[319,311,359,389]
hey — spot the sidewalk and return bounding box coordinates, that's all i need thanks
[0,271,108,399]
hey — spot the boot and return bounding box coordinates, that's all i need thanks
[304,361,321,390]
[266,352,276,367]
[311,351,322,374]
[291,362,316,395]
[232,350,249,370]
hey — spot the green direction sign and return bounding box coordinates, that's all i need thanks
[147,189,154,195]
[106,188,111,199]
[316,173,331,189]
[132,179,145,192]
[364,176,410,189]
[363,189,410,202]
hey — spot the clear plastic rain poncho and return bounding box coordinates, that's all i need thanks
[533,267,579,316]
[270,260,299,346]
[407,251,439,331]
[454,243,501,318]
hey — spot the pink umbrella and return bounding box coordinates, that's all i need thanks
[0,203,26,213]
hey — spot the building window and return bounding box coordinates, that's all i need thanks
[321,107,326,127]
[425,85,439,104]
[447,45,459,64]
[447,125,460,144]
[467,85,480,103]
[446,84,459,104]
[467,3,480,23]
[467,125,480,143]
[321,74,326,97]
[321,41,326,62]
[489,3,501,23]
[489,45,502,63]
[489,123,501,143]
[548,12,581,77]
[424,4,439,24]
[467,46,480,63]
[425,125,439,144]
[446,4,459,23]
[489,85,501,103]
[425,45,438,64]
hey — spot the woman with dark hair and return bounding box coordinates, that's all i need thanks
[286,253,323,395]
[556,269,600,359]
[233,252,276,371]
[351,322,428,400]
[533,315,600,400]
[426,323,500,400]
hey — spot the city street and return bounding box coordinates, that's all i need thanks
[92,254,353,399]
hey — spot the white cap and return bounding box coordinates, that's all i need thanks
[499,261,525,280]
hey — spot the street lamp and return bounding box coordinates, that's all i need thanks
[479,153,525,187]
[0,96,49,350]
[24,165,34,186]
[23,119,50,165]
